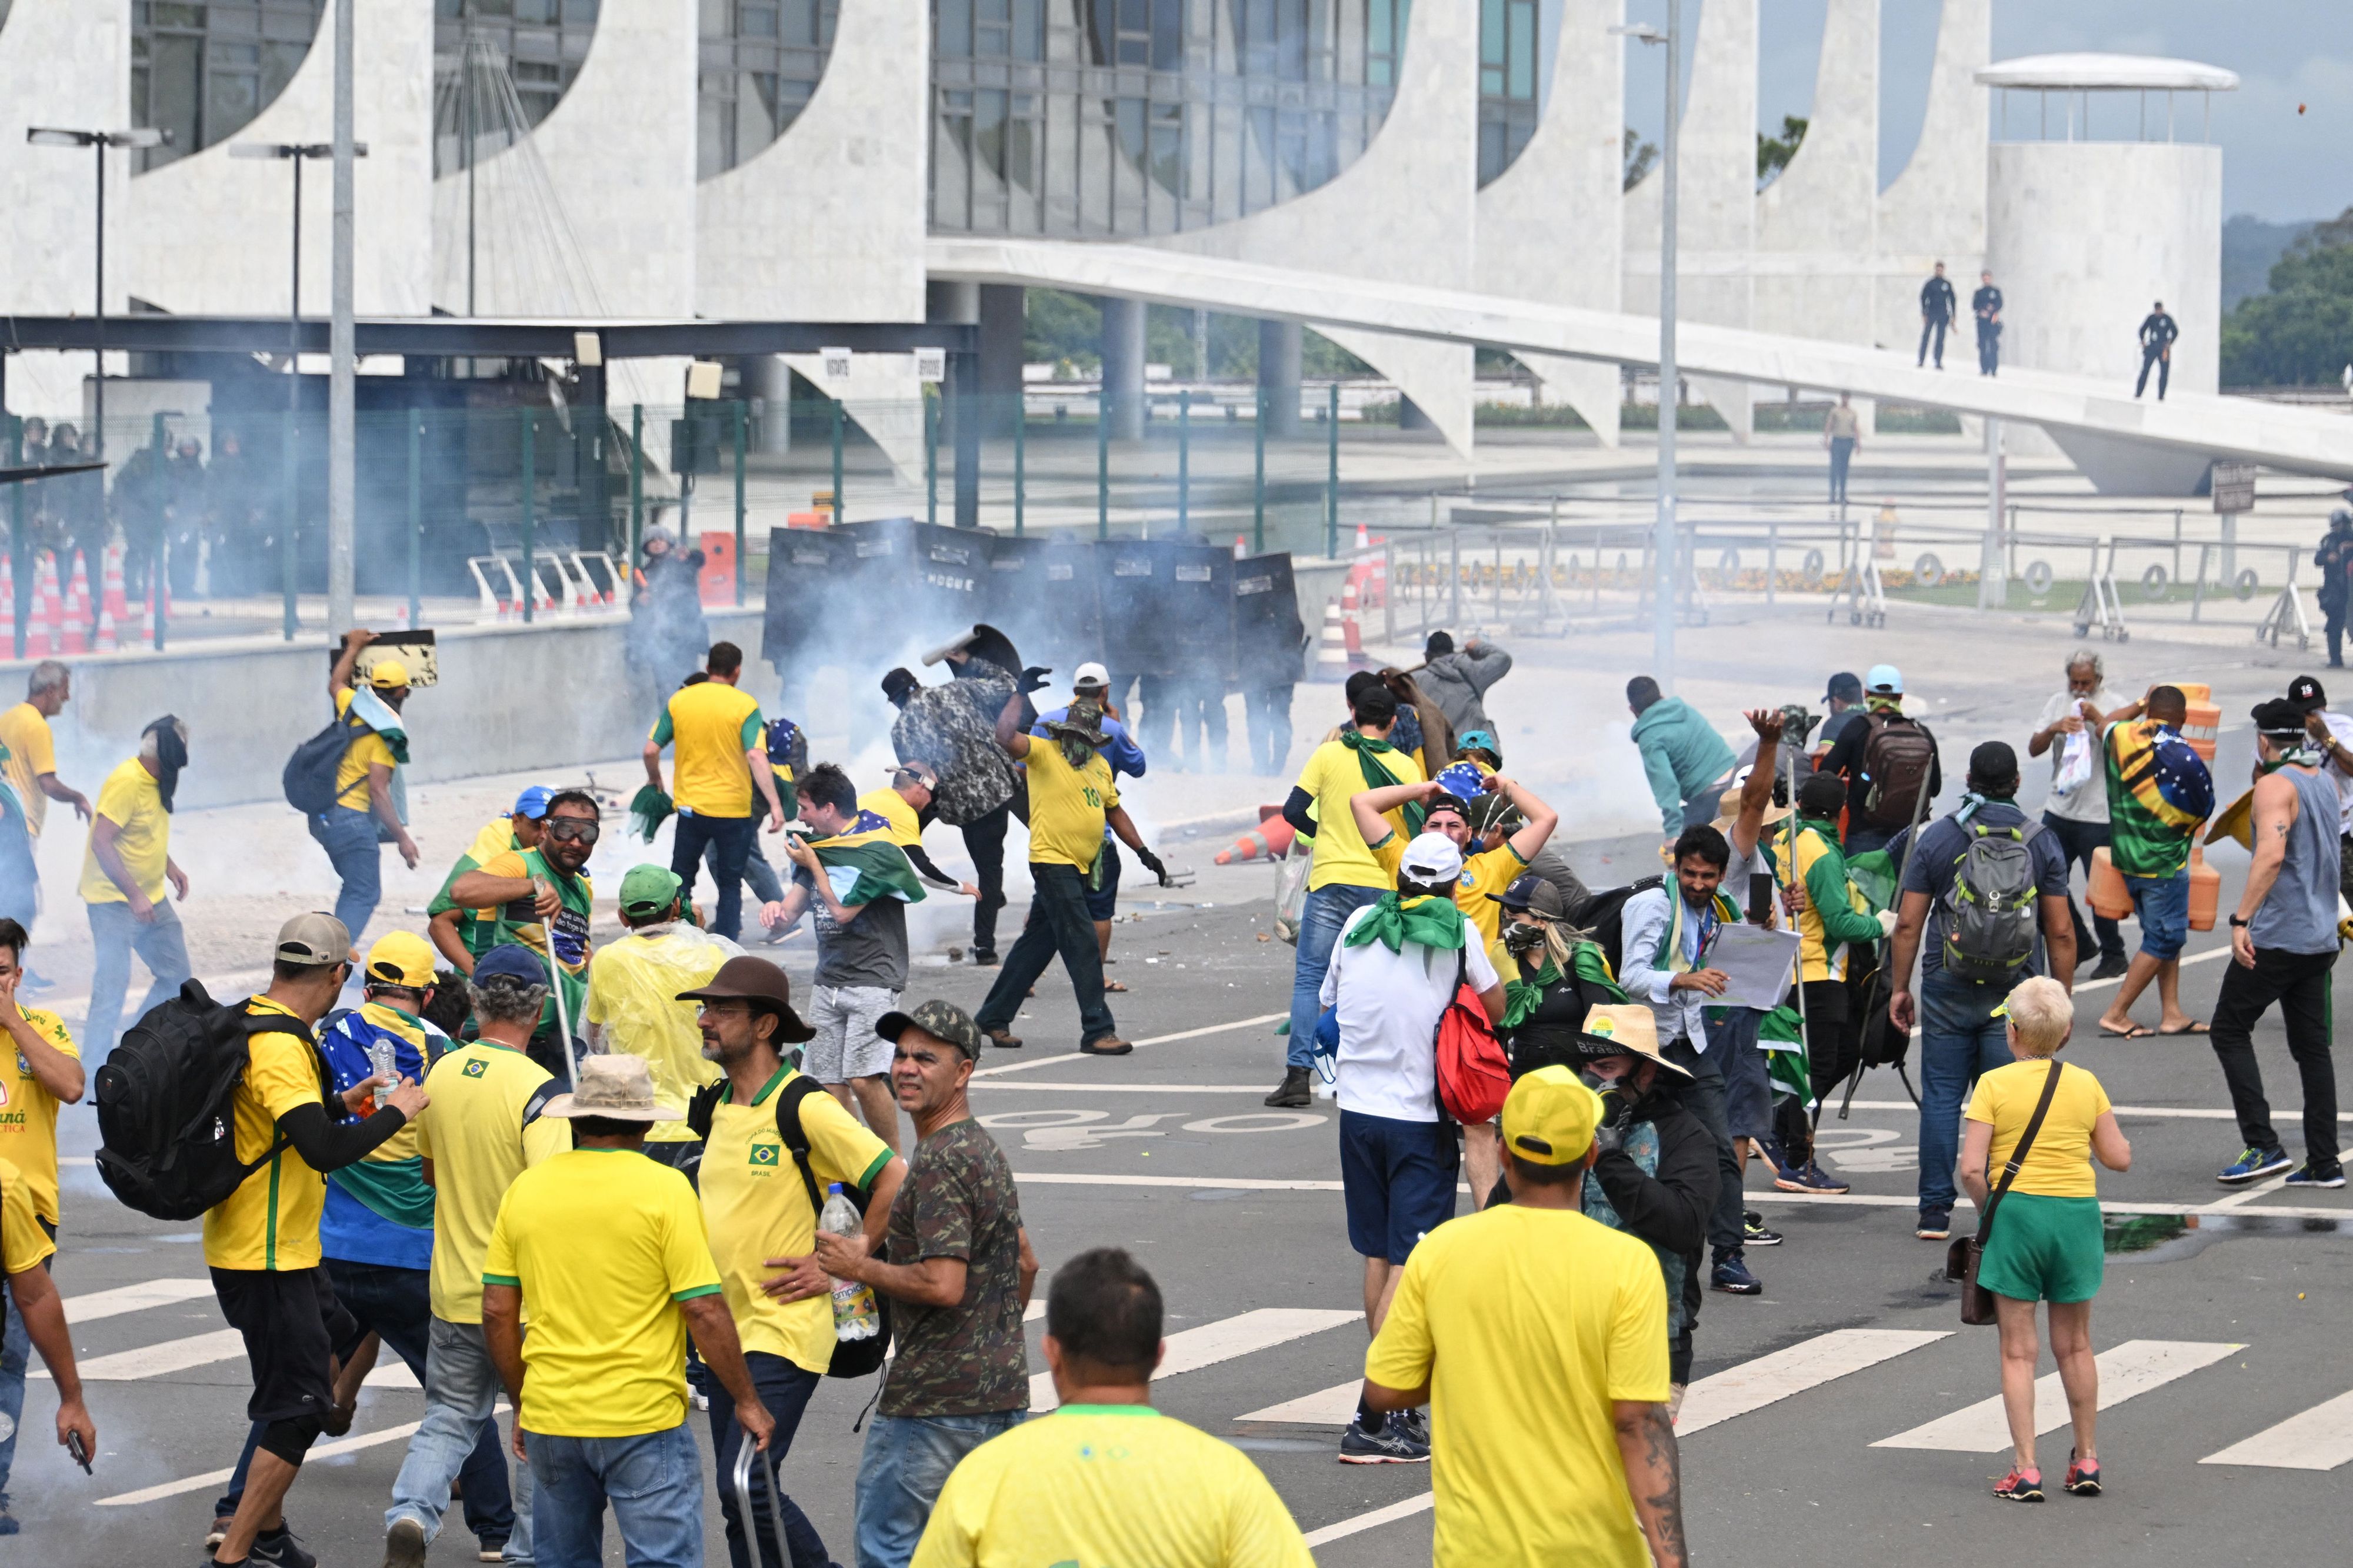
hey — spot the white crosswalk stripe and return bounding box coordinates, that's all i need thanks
[1029,1307,1358,1413]
[1872,1339,2242,1452]
[65,1328,249,1382]
[1677,1329,1952,1434]
[2201,1389,2353,1471]
[61,1276,214,1323]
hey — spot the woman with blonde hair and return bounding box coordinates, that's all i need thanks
[1959,975,2131,1502]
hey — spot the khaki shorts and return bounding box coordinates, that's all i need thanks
[805,984,898,1083]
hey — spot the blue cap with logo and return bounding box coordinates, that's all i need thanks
[474,943,550,986]
[512,786,553,821]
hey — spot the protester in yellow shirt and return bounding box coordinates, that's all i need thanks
[3,1154,94,1507]
[481,1053,774,1568]
[0,920,82,1227]
[972,692,1170,1056]
[314,629,423,945]
[206,915,427,1568]
[584,866,733,1167]
[0,663,92,994]
[861,765,981,898]
[642,642,786,940]
[914,1247,1313,1568]
[78,717,194,1057]
[1365,1068,1687,1568]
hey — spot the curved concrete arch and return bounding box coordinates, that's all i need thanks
[117,4,432,319]
[1144,1,1479,459]
[1754,0,1877,347]
[1477,0,1625,446]
[1875,0,1988,357]
[0,0,126,416]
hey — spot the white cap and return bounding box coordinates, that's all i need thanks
[1398,832,1464,888]
[1072,660,1110,690]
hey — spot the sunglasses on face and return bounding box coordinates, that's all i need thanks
[544,818,601,844]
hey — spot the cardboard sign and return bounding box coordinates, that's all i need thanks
[336,630,438,688]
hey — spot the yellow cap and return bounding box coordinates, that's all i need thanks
[365,930,438,990]
[1500,1066,1604,1166]
[369,655,411,689]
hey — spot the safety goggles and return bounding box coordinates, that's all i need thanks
[544,818,601,845]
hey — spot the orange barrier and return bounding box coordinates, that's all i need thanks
[1214,812,1299,865]
[2088,847,2131,921]
[2188,845,2219,932]
[2174,682,2220,761]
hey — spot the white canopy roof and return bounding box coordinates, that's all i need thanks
[1977,54,2239,92]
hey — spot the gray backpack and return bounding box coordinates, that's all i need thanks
[1941,821,2047,982]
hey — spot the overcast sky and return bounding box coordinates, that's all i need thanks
[1617,0,2351,222]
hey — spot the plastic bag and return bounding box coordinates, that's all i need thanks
[2051,730,2094,798]
[1274,842,1311,946]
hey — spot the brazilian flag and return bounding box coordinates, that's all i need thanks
[1758,1005,1815,1111]
[811,809,928,906]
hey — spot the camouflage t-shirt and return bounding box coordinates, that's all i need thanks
[891,672,1020,827]
[878,1117,1028,1418]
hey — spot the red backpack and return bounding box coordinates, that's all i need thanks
[1435,948,1511,1123]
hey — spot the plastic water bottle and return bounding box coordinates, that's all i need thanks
[821,1183,881,1342]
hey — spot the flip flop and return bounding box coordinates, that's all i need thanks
[1104,979,1129,993]
[2097,1023,2157,1040]
[2159,1020,2211,1036]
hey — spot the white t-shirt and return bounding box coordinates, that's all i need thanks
[1320,905,1501,1123]
[2037,688,2117,824]
[2322,711,2353,833]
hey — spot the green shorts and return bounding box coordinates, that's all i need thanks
[1978,1192,2104,1305]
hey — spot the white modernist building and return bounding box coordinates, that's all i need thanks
[0,1,2283,494]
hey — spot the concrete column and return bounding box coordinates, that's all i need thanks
[926,281,981,453]
[1257,319,1302,439]
[742,355,792,455]
[978,284,1025,437]
[1099,295,1146,441]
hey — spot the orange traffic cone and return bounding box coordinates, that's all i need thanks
[101,543,131,633]
[1315,600,1350,682]
[1339,576,1369,669]
[27,555,57,658]
[59,555,89,655]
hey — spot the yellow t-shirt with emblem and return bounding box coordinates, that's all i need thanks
[0,702,59,838]
[415,1037,571,1323]
[858,788,925,850]
[1295,739,1426,892]
[1369,830,1527,977]
[652,681,766,818]
[912,1406,1315,1568]
[332,687,396,811]
[700,1066,894,1374]
[483,1147,725,1437]
[1023,741,1118,870]
[0,1006,81,1224]
[202,999,330,1272]
[1966,1060,2114,1200]
[1,1156,56,1276]
[78,757,172,905]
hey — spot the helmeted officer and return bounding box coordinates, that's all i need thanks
[2315,505,2353,668]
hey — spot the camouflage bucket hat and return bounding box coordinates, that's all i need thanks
[876,998,985,1061]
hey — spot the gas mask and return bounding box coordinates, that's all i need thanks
[1503,919,1548,956]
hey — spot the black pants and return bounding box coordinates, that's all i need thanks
[1244,685,1294,776]
[1662,1036,1745,1258]
[960,802,1011,958]
[2137,346,2171,399]
[1828,438,1854,503]
[2210,946,2339,1168]
[672,810,756,939]
[1778,977,1866,1167]
[1918,316,1948,368]
[975,861,1116,1043]
[706,1352,831,1568]
[1977,326,2001,375]
[2042,812,2128,966]
[2325,598,2345,666]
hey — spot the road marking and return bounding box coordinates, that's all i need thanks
[62,1277,215,1324]
[95,1401,509,1507]
[1030,1307,1357,1413]
[64,1329,248,1381]
[1303,1491,1434,1549]
[972,1013,1287,1078]
[1678,1329,1953,1434]
[1016,1172,1343,1192]
[2201,1389,2353,1470]
[2202,1172,2294,1210]
[1872,1339,2241,1452]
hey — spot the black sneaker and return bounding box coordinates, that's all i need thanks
[971,949,1001,968]
[1744,1213,1785,1247]
[1264,1067,1312,1107]
[1338,1415,1429,1464]
[1917,1207,1951,1240]
[248,1522,318,1568]
[2089,955,2129,981]
[2284,1160,2347,1190]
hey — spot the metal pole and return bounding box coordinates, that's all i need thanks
[520,409,536,624]
[1252,385,1266,553]
[951,351,979,529]
[464,34,477,317]
[327,0,357,638]
[628,403,644,564]
[731,398,746,605]
[406,411,422,630]
[1653,0,1681,688]
[1096,385,1109,539]
[1013,388,1025,538]
[1324,382,1339,557]
[1177,389,1191,533]
[830,399,845,525]
[93,141,105,460]
[924,389,937,526]
[282,154,302,642]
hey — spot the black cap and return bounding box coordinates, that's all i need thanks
[1422,792,1475,823]
[1824,670,1863,703]
[1489,872,1565,918]
[2288,674,2328,713]
[2252,697,2309,736]
[1797,771,1848,818]
[1967,739,2019,785]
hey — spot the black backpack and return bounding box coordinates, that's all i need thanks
[1584,875,1665,978]
[284,705,366,816]
[688,1073,891,1379]
[93,980,329,1222]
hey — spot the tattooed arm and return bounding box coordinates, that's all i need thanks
[2232,769,2299,968]
[1614,1400,1688,1568]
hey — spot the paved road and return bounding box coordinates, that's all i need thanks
[20,843,2352,1566]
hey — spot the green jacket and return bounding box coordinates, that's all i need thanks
[1631,698,1738,835]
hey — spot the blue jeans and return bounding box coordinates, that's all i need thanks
[311,804,384,941]
[1918,973,2015,1213]
[388,1317,536,1562]
[674,810,757,939]
[718,840,786,908]
[1286,883,1382,1070]
[84,898,192,1061]
[0,1233,52,1509]
[852,1410,1024,1568]
[706,1352,830,1568]
[2123,869,2189,960]
[527,1423,702,1568]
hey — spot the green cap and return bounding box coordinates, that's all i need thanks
[875,998,984,1061]
[619,863,684,920]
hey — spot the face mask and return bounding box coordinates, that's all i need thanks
[1504,921,1546,955]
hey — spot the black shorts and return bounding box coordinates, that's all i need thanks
[210,1265,358,1426]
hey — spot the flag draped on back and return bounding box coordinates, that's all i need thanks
[811,809,927,905]
[2105,722,2212,878]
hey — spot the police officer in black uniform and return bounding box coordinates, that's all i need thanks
[2136,302,2179,399]
[2315,504,2353,668]
[1972,271,2004,376]
[1918,262,1957,369]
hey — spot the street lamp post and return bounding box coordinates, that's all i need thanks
[25,126,171,461]
[231,140,368,640]
[1615,5,1681,689]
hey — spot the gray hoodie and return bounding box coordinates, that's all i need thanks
[1418,642,1514,737]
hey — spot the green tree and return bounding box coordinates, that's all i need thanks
[1757,114,1807,186]
[2221,207,2353,387]
[1623,127,1656,191]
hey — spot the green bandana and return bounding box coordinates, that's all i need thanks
[1341,730,1426,835]
[1502,958,1562,1029]
[1343,892,1467,953]
[2259,747,2324,774]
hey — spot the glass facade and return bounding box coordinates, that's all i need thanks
[929,0,1411,237]
[129,0,326,174]
[434,0,602,178]
[1476,0,1539,186]
[698,0,838,179]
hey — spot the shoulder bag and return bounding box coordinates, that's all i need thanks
[1947,1060,2065,1326]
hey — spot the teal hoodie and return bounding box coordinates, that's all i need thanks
[1631,698,1738,834]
